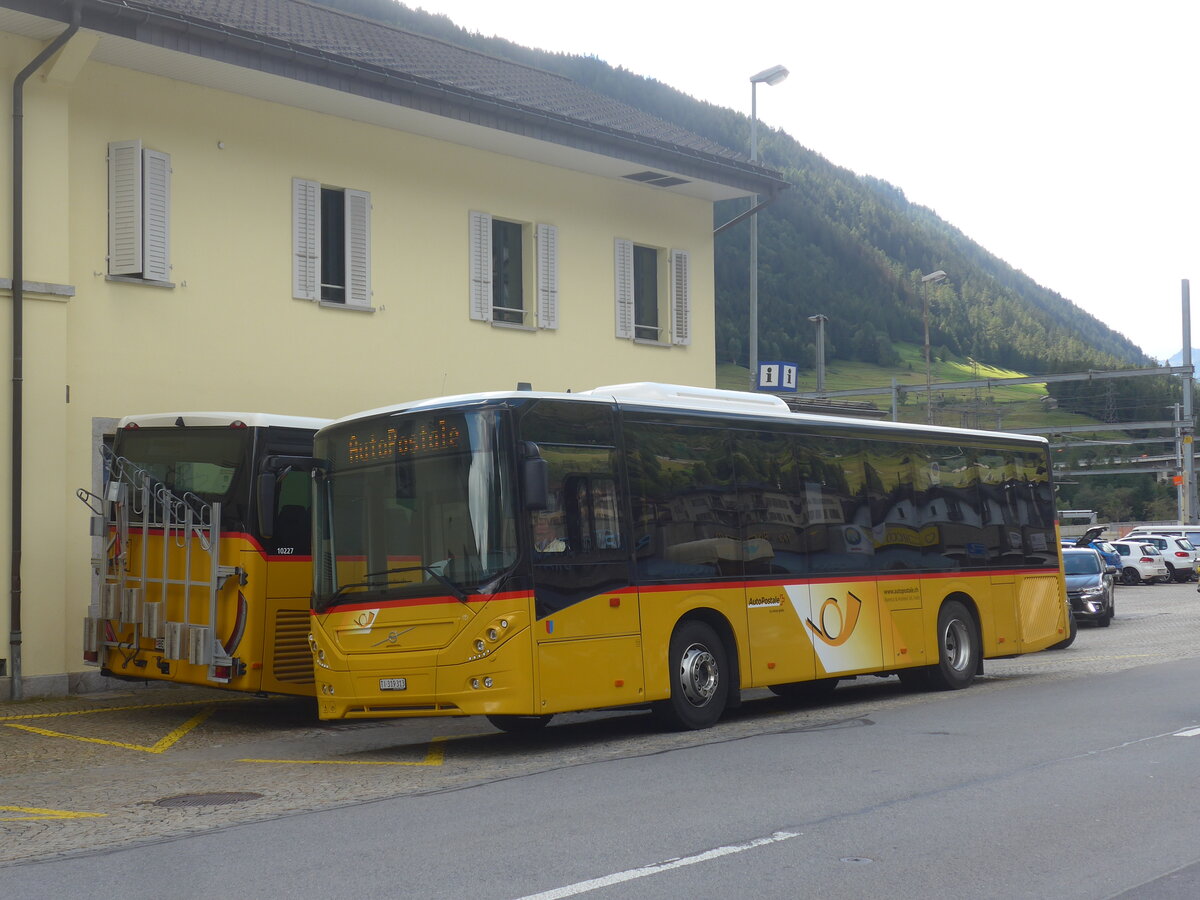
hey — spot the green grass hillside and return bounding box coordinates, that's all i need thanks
[716,342,1117,432]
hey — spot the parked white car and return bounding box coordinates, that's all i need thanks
[1108,540,1170,585]
[1130,534,1199,583]
[1123,526,1200,553]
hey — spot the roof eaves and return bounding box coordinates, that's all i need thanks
[17,0,789,196]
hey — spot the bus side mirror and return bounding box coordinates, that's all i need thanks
[257,472,277,539]
[522,442,549,511]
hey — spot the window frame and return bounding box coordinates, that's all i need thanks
[107,139,172,285]
[292,177,372,310]
[614,239,689,345]
[469,211,557,329]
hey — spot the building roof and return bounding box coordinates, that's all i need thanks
[3,0,789,200]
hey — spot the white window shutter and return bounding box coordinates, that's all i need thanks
[141,149,171,283]
[469,210,493,322]
[614,239,634,339]
[292,178,320,301]
[536,223,558,329]
[344,189,371,307]
[670,249,691,346]
[108,140,143,276]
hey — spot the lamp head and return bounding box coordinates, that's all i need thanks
[750,65,789,86]
[921,270,947,284]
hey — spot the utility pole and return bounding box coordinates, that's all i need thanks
[1182,279,1195,524]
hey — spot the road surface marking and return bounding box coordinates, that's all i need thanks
[1174,727,1200,737]
[240,735,449,766]
[0,806,106,822]
[513,830,803,900]
[0,697,251,722]
[4,706,215,754]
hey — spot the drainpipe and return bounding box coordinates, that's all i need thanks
[10,6,81,700]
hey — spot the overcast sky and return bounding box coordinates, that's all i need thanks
[413,0,1198,362]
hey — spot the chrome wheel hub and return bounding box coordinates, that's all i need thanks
[678,642,718,707]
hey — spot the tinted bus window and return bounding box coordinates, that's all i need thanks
[626,421,739,582]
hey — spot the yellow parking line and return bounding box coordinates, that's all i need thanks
[240,735,449,766]
[4,706,216,754]
[0,806,106,821]
[0,697,251,722]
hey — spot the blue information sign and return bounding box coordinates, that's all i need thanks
[757,361,798,392]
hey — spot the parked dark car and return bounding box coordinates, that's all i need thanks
[1062,547,1115,627]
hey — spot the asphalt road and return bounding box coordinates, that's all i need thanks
[3,579,1199,898]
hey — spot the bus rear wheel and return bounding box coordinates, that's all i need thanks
[653,620,728,731]
[928,600,979,690]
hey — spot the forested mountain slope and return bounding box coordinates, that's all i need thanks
[314,0,1150,378]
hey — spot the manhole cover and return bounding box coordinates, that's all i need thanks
[153,792,263,808]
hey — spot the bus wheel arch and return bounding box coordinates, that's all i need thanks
[652,611,737,730]
[899,593,981,692]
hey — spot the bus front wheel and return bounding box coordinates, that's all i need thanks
[653,620,729,731]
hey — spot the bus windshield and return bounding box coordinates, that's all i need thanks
[109,427,255,536]
[312,408,518,611]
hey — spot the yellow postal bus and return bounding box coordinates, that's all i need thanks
[307,384,1068,730]
[81,412,328,695]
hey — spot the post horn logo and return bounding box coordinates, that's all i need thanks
[806,590,863,647]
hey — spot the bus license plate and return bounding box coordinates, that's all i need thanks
[379,677,407,691]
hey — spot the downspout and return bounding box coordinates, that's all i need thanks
[10,5,81,700]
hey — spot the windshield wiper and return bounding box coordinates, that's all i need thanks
[330,565,470,604]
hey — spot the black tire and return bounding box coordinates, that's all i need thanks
[486,714,553,733]
[1052,610,1077,649]
[927,600,979,690]
[652,619,729,730]
[1121,568,1140,586]
[1097,591,1113,627]
[1173,567,1191,584]
[769,677,838,703]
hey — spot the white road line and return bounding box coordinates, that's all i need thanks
[1174,727,1200,737]
[513,830,802,900]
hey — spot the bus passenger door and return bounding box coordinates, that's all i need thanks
[532,467,640,713]
[519,401,641,714]
[260,460,319,693]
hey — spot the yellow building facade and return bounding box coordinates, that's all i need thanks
[0,1,786,693]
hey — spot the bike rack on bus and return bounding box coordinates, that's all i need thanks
[78,445,244,684]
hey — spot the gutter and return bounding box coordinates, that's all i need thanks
[9,3,80,700]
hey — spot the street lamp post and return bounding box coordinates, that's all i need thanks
[748,64,789,390]
[920,270,947,424]
[808,314,828,394]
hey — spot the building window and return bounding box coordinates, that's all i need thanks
[632,245,659,340]
[292,178,371,308]
[492,218,524,324]
[470,212,557,329]
[614,239,690,345]
[107,140,171,283]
